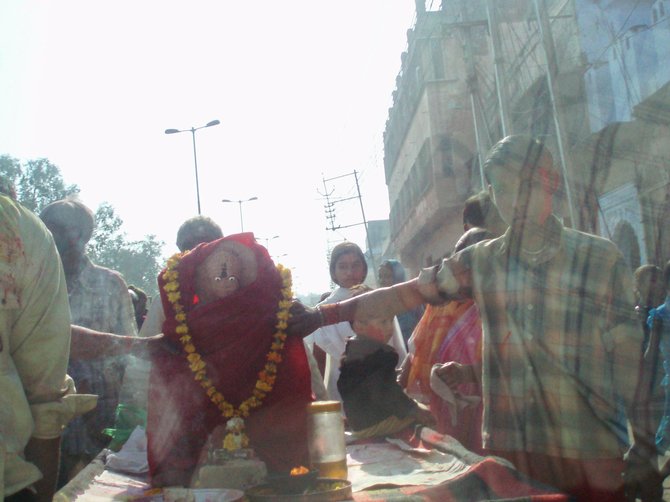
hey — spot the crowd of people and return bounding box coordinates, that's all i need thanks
[3,133,670,501]
[289,135,670,501]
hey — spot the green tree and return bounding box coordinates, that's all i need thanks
[0,156,80,212]
[113,236,164,297]
[88,203,125,270]
[89,203,164,298]
[0,155,21,183]
[0,155,23,198]
[1,154,165,298]
[19,159,80,212]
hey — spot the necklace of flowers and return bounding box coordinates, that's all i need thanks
[162,252,293,418]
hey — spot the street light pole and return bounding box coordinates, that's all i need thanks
[221,197,258,232]
[258,235,279,253]
[189,128,201,215]
[165,119,220,215]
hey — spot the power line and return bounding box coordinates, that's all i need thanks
[318,170,378,274]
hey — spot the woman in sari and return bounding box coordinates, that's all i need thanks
[403,225,501,453]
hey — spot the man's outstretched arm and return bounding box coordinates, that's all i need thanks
[288,268,447,338]
[70,325,168,360]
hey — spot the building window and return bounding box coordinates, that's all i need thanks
[439,137,455,177]
[416,140,432,195]
[431,39,445,80]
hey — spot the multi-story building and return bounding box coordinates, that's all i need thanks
[573,0,670,267]
[383,0,492,275]
[383,0,670,273]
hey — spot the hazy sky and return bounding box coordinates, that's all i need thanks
[0,1,416,295]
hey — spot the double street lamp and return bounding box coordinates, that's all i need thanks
[165,119,220,215]
[221,196,258,232]
[258,235,279,253]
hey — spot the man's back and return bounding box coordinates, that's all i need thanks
[67,258,137,335]
[0,195,72,500]
[40,198,139,486]
[61,259,137,473]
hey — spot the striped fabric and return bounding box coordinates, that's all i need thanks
[436,216,644,459]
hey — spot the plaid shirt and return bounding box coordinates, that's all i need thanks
[436,216,644,459]
[61,256,137,456]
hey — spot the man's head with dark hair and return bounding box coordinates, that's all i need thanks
[483,135,553,180]
[462,191,507,235]
[483,135,560,229]
[463,192,488,228]
[634,264,665,308]
[40,198,95,270]
[176,215,223,252]
[378,259,406,288]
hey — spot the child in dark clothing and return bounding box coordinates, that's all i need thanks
[337,285,434,440]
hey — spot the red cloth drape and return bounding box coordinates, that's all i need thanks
[147,233,312,484]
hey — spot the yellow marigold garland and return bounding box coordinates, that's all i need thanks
[161,251,293,419]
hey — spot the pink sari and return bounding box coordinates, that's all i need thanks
[406,300,483,453]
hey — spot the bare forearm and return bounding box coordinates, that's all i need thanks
[70,325,132,360]
[289,279,428,339]
[71,325,168,361]
[339,279,425,322]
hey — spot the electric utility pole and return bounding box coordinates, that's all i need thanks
[318,170,377,275]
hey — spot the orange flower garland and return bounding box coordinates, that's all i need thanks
[162,252,293,418]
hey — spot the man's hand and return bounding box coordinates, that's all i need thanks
[129,333,178,359]
[433,362,476,387]
[413,403,436,428]
[287,300,322,338]
[71,326,168,361]
[623,445,663,502]
[417,266,445,305]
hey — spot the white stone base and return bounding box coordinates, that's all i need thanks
[196,458,267,490]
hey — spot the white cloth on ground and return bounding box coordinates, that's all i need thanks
[105,426,149,474]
